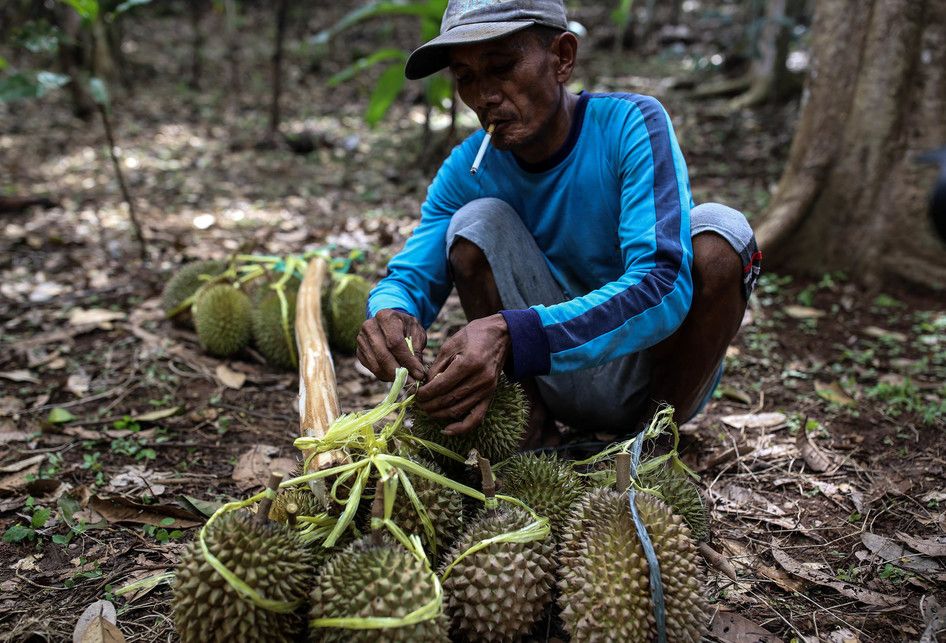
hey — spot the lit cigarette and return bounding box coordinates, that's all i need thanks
[470,124,495,175]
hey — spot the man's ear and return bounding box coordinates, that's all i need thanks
[552,32,578,83]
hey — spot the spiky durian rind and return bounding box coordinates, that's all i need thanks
[497,452,585,537]
[441,507,555,641]
[193,284,252,357]
[410,376,528,465]
[161,260,228,323]
[172,511,311,643]
[309,536,449,642]
[251,284,299,369]
[558,489,709,642]
[328,274,371,354]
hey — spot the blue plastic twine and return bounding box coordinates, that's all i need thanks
[627,435,667,643]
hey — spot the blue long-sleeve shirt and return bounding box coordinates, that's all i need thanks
[367,92,694,379]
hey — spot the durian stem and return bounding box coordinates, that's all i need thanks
[296,257,343,501]
[616,452,631,492]
[477,455,497,512]
[255,471,284,526]
[370,477,385,546]
[285,502,298,527]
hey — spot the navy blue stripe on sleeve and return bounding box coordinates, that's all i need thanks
[544,94,685,354]
[501,308,551,378]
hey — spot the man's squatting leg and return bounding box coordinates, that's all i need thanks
[444,198,755,443]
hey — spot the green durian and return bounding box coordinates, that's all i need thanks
[193,283,252,357]
[604,460,709,542]
[327,273,371,354]
[638,463,708,541]
[172,511,311,643]
[161,260,228,323]
[269,487,323,524]
[558,488,708,642]
[251,283,299,369]
[497,452,585,536]
[308,536,448,642]
[441,507,555,641]
[410,376,529,465]
[388,457,464,555]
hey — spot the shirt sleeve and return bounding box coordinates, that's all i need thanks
[501,96,694,378]
[366,137,479,327]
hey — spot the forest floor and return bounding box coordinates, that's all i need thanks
[1,3,945,642]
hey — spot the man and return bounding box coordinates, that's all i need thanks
[356,0,761,447]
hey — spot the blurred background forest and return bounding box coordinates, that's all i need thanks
[1,0,945,641]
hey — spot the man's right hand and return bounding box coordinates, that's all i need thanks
[355,309,427,382]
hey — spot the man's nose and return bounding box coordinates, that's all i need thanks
[476,80,502,109]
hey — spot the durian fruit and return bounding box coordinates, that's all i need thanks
[497,452,585,537]
[558,488,709,642]
[639,463,708,541]
[327,273,371,354]
[161,260,227,323]
[605,460,709,542]
[389,457,464,555]
[173,510,311,642]
[441,506,555,641]
[269,487,323,524]
[410,376,529,465]
[193,283,252,357]
[308,536,449,642]
[251,283,299,369]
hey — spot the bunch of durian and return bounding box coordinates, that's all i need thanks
[160,259,371,367]
[171,372,712,642]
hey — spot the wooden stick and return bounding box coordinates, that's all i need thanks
[370,477,385,546]
[477,454,497,511]
[615,452,631,493]
[295,257,343,497]
[255,472,284,526]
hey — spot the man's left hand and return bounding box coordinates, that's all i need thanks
[415,314,510,436]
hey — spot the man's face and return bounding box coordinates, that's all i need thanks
[448,30,568,153]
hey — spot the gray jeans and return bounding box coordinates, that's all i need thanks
[445,198,758,434]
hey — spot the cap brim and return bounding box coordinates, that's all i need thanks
[405,21,535,80]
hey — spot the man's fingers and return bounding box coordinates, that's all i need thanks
[378,318,426,380]
[418,372,491,414]
[422,388,488,420]
[357,330,398,381]
[416,354,466,402]
[442,396,492,436]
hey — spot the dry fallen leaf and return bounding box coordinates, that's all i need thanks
[68,308,126,328]
[232,444,297,490]
[216,363,246,389]
[896,532,946,558]
[771,540,904,608]
[67,371,92,397]
[0,396,25,417]
[796,429,832,472]
[708,611,781,643]
[784,304,826,319]
[88,496,201,528]
[720,412,787,429]
[861,533,945,574]
[0,369,40,384]
[132,406,180,422]
[73,601,125,643]
[863,325,908,342]
[815,380,857,407]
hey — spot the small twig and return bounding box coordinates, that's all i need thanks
[478,454,496,508]
[370,477,385,546]
[96,103,147,261]
[615,452,631,492]
[254,472,284,526]
[285,502,298,527]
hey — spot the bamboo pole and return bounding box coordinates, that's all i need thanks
[295,257,343,498]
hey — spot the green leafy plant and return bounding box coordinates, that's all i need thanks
[314,0,453,129]
[2,497,53,544]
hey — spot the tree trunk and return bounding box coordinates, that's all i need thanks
[756,0,946,289]
[730,0,804,109]
[267,0,290,138]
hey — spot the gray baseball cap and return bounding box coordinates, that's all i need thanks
[405,0,568,80]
